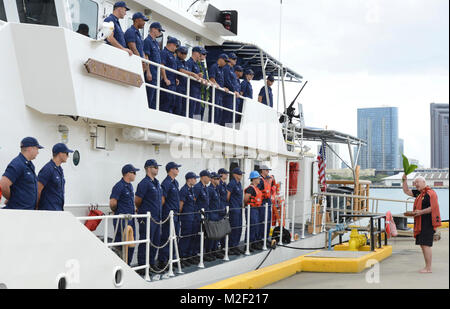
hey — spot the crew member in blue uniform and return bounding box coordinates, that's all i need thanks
[179,172,200,267]
[103,1,133,56]
[193,170,211,260]
[37,143,73,211]
[222,53,241,127]
[124,12,148,58]
[159,162,181,268]
[227,167,244,255]
[175,46,188,116]
[209,54,229,125]
[258,75,275,108]
[240,69,254,99]
[183,47,204,119]
[109,164,139,265]
[233,65,243,124]
[198,48,209,120]
[135,159,163,270]
[0,137,43,210]
[143,22,164,109]
[160,37,180,114]
[217,168,229,251]
[205,172,224,260]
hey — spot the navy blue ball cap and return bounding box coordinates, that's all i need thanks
[201,48,208,55]
[267,74,275,82]
[52,143,74,155]
[218,53,229,62]
[234,65,243,72]
[20,137,44,149]
[245,69,254,75]
[167,37,179,45]
[177,46,188,54]
[166,162,181,172]
[228,53,237,60]
[218,168,229,175]
[122,164,140,175]
[185,172,200,180]
[145,159,161,168]
[232,167,244,175]
[150,22,165,32]
[132,12,149,21]
[192,46,203,54]
[210,172,220,179]
[199,170,211,178]
[114,1,130,10]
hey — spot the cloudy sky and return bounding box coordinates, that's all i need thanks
[208,0,449,168]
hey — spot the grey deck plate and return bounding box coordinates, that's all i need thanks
[306,250,370,258]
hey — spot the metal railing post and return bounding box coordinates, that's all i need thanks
[104,217,108,245]
[263,203,268,250]
[245,205,251,255]
[198,208,205,268]
[211,86,216,123]
[224,206,230,261]
[145,212,151,281]
[186,78,191,117]
[291,200,296,241]
[302,200,306,239]
[232,94,236,130]
[168,211,174,277]
[156,65,161,111]
[321,197,326,232]
[279,200,284,244]
[313,200,317,235]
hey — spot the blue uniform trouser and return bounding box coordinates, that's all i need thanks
[175,87,187,116]
[189,90,202,119]
[113,218,136,265]
[258,200,272,241]
[221,93,235,127]
[208,92,223,125]
[229,207,242,248]
[245,207,260,244]
[137,218,161,267]
[236,98,243,124]
[179,217,198,258]
[160,84,177,113]
[146,70,158,109]
[159,214,180,262]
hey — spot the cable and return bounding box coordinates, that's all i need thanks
[255,248,273,270]
[186,0,200,12]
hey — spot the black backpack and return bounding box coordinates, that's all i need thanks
[271,226,291,244]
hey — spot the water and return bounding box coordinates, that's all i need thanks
[370,188,449,221]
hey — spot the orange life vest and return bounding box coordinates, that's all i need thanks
[260,176,274,199]
[246,185,263,207]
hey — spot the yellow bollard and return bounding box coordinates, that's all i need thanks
[348,229,367,251]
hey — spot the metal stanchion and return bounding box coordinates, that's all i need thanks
[245,205,251,256]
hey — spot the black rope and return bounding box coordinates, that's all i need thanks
[255,248,273,270]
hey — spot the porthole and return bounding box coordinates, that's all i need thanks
[113,266,124,287]
[56,274,67,289]
[73,150,80,166]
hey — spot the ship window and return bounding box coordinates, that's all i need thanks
[68,0,98,39]
[0,1,6,22]
[16,0,58,26]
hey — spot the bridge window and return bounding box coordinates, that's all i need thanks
[16,0,58,26]
[0,1,6,22]
[68,0,98,39]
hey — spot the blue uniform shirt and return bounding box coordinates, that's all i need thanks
[227,178,243,209]
[110,179,135,215]
[209,63,225,87]
[193,181,209,213]
[218,180,228,209]
[176,56,187,90]
[143,36,161,72]
[161,176,180,217]
[179,184,197,220]
[259,86,273,108]
[37,160,65,211]
[185,57,201,96]
[135,176,163,219]
[161,47,178,84]
[240,79,253,99]
[104,14,126,48]
[124,25,144,57]
[2,153,38,210]
[207,184,221,221]
[223,65,238,92]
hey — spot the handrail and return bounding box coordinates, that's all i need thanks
[314,191,414,204]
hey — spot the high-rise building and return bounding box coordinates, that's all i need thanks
[398,138,404,168]
[431,103,449,168]
[357,107,399,170]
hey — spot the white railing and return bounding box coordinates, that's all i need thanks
[140,57,245,130]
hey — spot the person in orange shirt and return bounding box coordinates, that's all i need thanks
[402,174,441,273]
